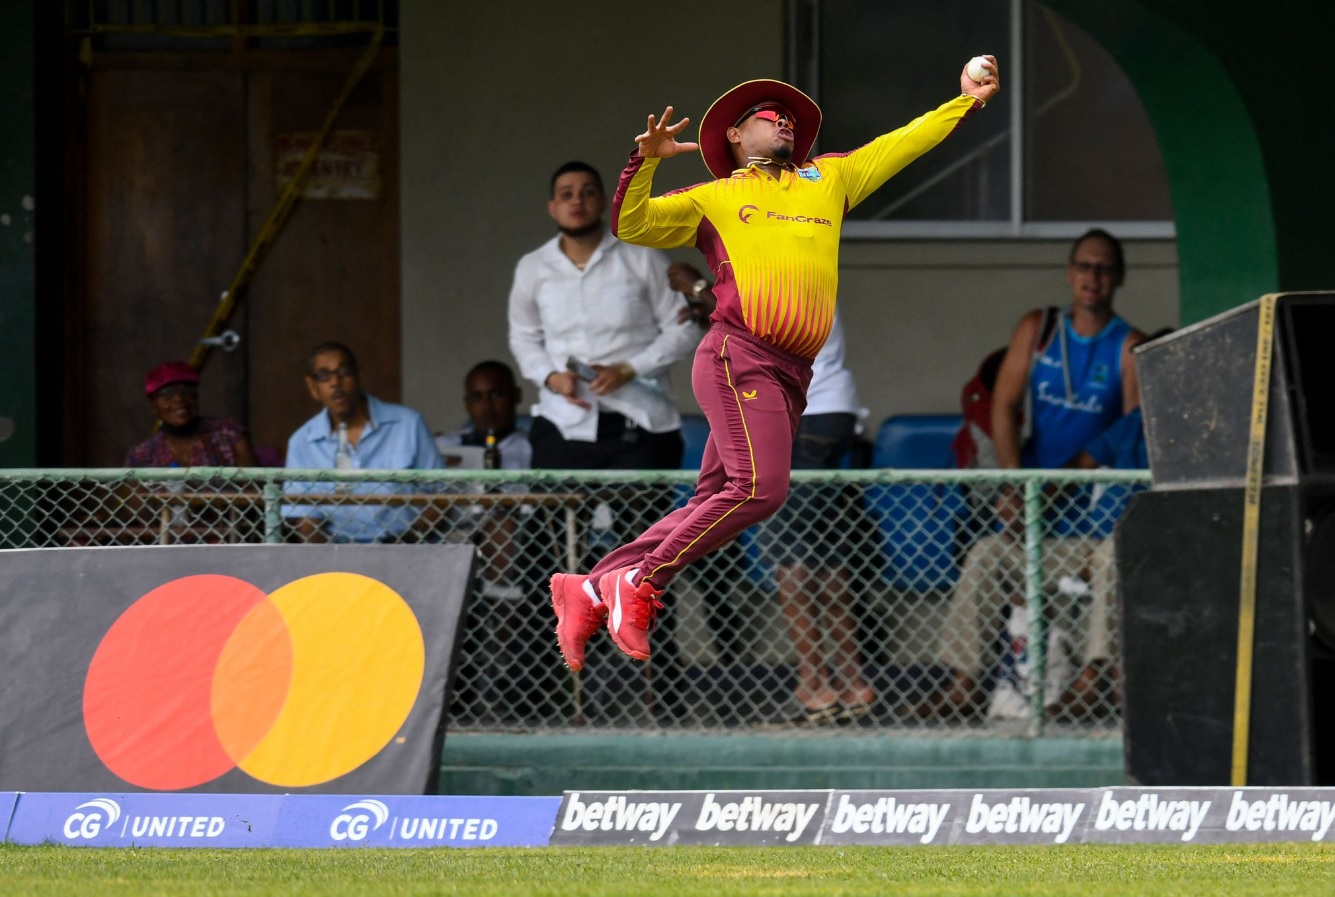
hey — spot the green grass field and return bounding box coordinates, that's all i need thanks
[2,843,1334,896]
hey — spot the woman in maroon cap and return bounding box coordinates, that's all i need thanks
[124,361,257,467]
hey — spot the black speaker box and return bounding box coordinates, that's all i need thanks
[1121,293,1335,786]
[1119,486,1335,785]
[1138,293,1335,485]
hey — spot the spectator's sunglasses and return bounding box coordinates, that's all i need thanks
[734,105,796,130]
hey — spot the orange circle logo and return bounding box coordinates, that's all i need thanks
[83,573,425,790]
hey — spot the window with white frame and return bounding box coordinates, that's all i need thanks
[797,0,1174,238]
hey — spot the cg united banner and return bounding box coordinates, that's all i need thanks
[0,545,474,794]
[6,792,558,848]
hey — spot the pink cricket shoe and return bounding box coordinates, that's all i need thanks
[597,566,664,662]
[550,573,607,672]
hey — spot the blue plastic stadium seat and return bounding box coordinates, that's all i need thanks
[678,414,711,471]
[864,414,968,592]
[872,414,961,469]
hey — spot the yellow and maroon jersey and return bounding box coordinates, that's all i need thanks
[612,94,981,359]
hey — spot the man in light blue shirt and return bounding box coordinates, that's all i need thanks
[284,342,443,542]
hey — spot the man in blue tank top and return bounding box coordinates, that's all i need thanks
[992,228,1146,527]
[919,229,1148,721]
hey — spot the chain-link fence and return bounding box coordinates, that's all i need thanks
[0,466,1148,735]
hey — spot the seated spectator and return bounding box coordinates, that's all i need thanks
[920,229,1146,720]
[284,342,442,543]
[435,360,532,597]
[1055,376,1156,715]
[435,360,532,470]
[436,360,556,721]
[125,361,257,467]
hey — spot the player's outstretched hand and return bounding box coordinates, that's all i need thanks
[635,106,700,159]
[961,55,1000,104]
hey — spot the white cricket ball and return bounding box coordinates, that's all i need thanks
[967,56,991,82]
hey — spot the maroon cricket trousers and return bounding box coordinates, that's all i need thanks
[590,322,814,593]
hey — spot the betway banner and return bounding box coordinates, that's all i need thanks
[553,788,1335,847]
[552,790,830,846]
[0,545,474,794]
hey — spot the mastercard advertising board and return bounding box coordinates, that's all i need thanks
[0,545,475,794]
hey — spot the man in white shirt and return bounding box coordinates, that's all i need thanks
[508,160,702,469]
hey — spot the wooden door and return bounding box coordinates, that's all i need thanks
[76,50,399,466]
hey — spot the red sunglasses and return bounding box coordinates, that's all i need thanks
[735,106,797,129]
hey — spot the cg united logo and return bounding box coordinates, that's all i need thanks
[63,798,121,839]
[331,799,390,842]
[83,573,425,790]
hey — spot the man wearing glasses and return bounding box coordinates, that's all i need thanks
[550,60,1000,672]
[284,342,443,542]
[923,228,1149,720]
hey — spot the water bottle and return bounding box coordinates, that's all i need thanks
[483,429,501,470]
[333,422,353,495]
[334,421,353,470]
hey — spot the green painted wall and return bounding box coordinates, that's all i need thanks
[439,734,1126,795]
[0,1,37,466]
[1051,0,1335,324]
[1048,0,1277,325]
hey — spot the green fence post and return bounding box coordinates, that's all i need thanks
[263,479,282,544]
[1024,476,1046,736]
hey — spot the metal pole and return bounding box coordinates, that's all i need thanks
[263,480,282,544]
[1024,476,1046,735]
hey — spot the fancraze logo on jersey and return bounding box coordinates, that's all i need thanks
[735,205,833,226]
[764,211,833,226]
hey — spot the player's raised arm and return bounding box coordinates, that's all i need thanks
[635,106,699,159]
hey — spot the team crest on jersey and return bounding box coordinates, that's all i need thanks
[797,166,822,182]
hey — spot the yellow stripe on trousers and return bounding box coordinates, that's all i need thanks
[648,335,758,582]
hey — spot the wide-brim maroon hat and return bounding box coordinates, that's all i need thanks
[698,79,822,180]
